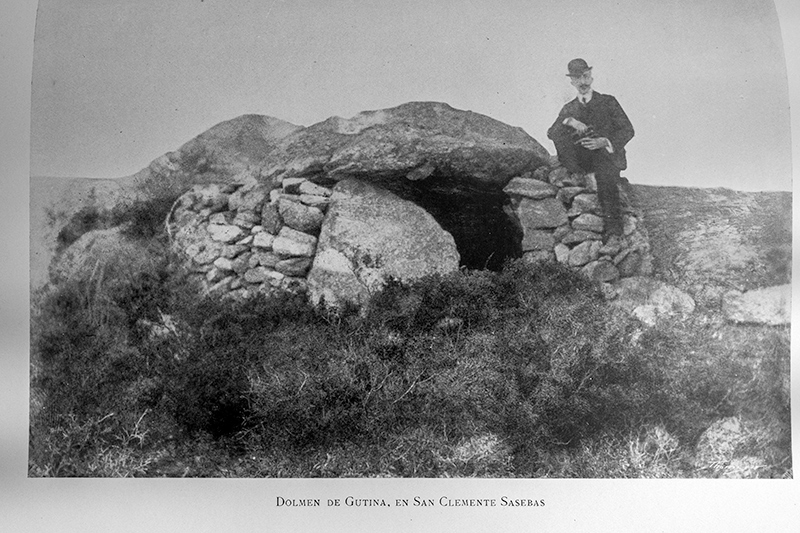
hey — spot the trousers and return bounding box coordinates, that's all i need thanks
[553,137,623,236]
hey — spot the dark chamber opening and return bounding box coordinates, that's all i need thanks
[370,173,522,271]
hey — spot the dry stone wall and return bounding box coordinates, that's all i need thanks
[503,164,652,283]
[169,178,333,299]
[169,163,654,303]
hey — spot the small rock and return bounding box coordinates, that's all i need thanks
[533,166,550,181]
[221,244,248,259]
[568,240,600,267]
[208,212,228,225]
[279,198,325,234]
[282,177,306,194]
[275,257,313,276]
[208,224,245,243]
[554,243,570,264]
[523,250,554,264]
[571,213,604,233]
[503,177,557,199]
[300,194,331,210]
[561,229,602,245]
[556,186,586,204]
[213,257,234,271]
[566,193,600,216]
[207,276,234,294]
[233,210,260,229]
[298,180,333,197]
[231,252,253,275]
[273,227,317,257]
[548,167,576,187]
[515,197,568,229]
[580,260,619,282]
[521,230,555,251]
[229,184,269,212]
[253,232,275,249]
[255,251,281,268]
[206,268,226,283]
[553,224,571,242]
[244,267,271,284]
[623,215,638,236]
[193,243,223,265]
[261,202,284,234]
[185,243,202,259]
[617,250,642,277]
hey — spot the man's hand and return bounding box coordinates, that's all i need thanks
[578,136,610,151]
[564,117,588,133]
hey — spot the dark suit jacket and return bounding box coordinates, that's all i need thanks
[547,91,634,170]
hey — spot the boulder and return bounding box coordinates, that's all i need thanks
[722,284,790,326]
[307,178,460,308]
[262,102,551,188]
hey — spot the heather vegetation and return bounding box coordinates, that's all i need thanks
[29,197,791,478]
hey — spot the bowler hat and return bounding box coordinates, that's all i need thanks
[566,58,592,77]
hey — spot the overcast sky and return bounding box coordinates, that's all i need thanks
[30,0,792,191]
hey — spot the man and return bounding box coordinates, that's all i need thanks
[547,58,634,241]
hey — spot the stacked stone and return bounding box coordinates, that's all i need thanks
[169,177,333,299]
[503,165,651,283]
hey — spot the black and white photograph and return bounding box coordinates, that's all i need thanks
[3,0,799,530]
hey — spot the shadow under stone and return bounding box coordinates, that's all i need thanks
[367,173,523,271]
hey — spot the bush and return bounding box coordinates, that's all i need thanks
[31,245,790,477]
[56,205,115,251]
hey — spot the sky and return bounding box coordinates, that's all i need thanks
[29,0,792,191]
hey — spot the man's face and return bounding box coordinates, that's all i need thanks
[569,70,593,94]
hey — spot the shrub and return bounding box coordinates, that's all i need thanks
[111,194,179,241]
[32,242,790,477]
[55,205,116,251]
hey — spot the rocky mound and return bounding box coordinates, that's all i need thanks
[167,176,460,306]
[40,101,790,322]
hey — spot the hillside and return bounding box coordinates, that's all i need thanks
[632,184,791,306]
